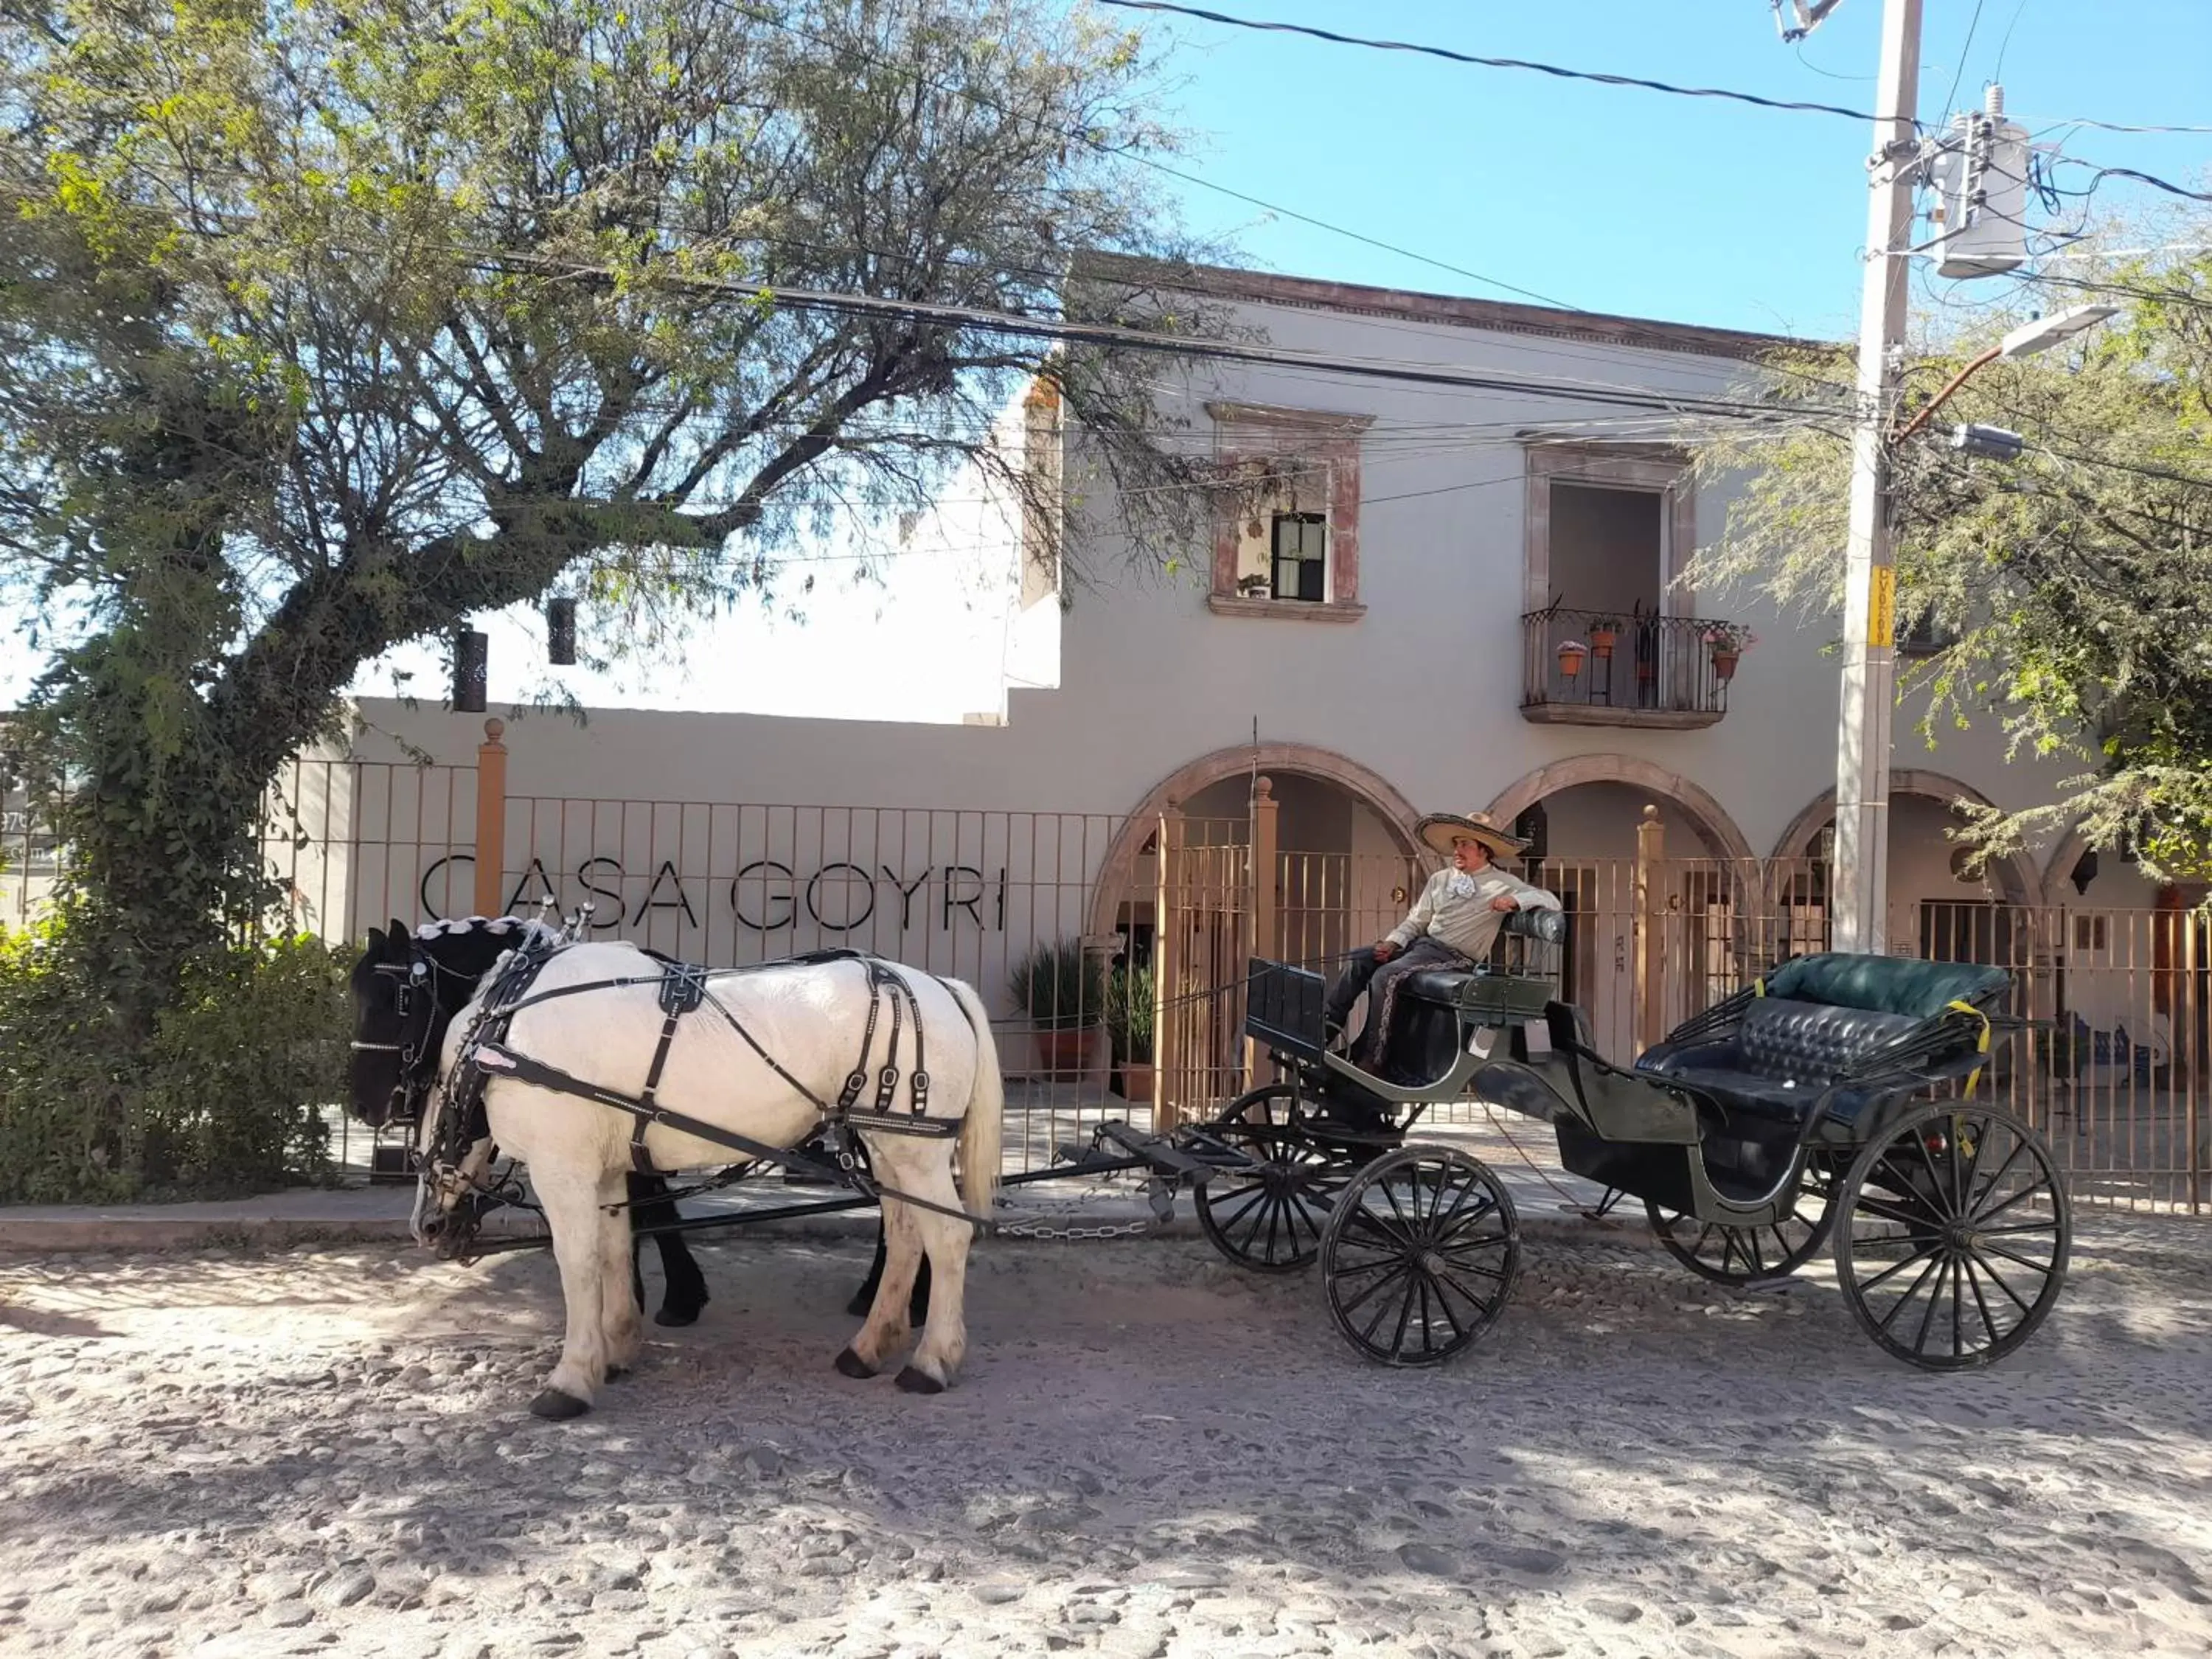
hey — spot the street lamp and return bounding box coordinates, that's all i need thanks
[1893,305,2121,442]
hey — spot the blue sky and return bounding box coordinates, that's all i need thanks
[1131,0,2212,342]
[8,0,2211,718]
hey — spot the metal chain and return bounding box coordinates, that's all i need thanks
[995,1216,1161,1241]
[990,1174,1176,1241]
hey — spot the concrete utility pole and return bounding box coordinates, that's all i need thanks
[1831,0,1922,955]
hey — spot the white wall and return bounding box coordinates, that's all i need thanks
[341,273,2107,973]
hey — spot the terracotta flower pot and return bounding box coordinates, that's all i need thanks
[1712,650,1739,681]
[1589,627,1617,658]
[1557,644,1587,678]
[1115,1061,1155,1102]
[1034,1026,1100,1075]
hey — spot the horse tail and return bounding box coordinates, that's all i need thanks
[944,975,1004,1220]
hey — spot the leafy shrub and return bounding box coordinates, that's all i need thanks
[1007,937,1105,1030]
[1106,963,1155,1065]
[0,917,352,1202]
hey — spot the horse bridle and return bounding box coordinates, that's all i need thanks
[350,955,441,1126]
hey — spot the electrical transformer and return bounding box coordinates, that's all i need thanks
[1926,86,2030,280]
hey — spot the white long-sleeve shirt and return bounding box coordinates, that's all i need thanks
[1385,864,1563,960]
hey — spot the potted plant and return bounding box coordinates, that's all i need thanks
[1586,616,1621,657]
[1702,621,1758,681]
[1106,962,1155,1102]
[1556,638,1588,678]
[1009,937,1106,1075]
[1237,571,1270,598]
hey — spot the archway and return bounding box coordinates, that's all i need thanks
[1770,770,2042,911]
[1085,742,1424,939]
[1485,754,1756,863]
[1483,757,1759,1047]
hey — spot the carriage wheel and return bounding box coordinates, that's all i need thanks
[1194,1085,1347,1274]
[1834,1102,2071,1371]
[1320,1145,1520,1367]
[1646,1162,1837,1286]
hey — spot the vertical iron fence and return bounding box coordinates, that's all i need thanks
[28,725,2200,1213]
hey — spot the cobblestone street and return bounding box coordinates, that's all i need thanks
[4,1214,2209,1659]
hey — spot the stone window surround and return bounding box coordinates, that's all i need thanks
[1205,400,1373,623]
[1520,439,1698,618]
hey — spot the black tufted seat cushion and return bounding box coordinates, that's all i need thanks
[1637,1000,1925,1127]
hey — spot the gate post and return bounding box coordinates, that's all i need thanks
[2188,908,2203,1215]
[473,717,508,919]
[1244,777,1279,1088]
[1635,804,1665,1054]
[1152,802,1184,1134]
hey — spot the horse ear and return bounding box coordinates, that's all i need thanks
[387,918,411,956]
[366,925,385,955]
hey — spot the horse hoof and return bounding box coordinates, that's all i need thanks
[654,1307,701,1328]
[529,1388,591,1421]
[894,1366,945,1396]
[833,1346,878,1380]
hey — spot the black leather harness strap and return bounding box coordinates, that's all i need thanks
[467,1042,975,1223]
[437,944,970,1208]
[629,961,712,1173]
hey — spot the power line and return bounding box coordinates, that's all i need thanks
[703,0,1576,312]
[1935,0,1987,128]
[1110,153,1576,311]
[433,243,1845,426]
[1091,0,1889,124]
[1992,0,2033,83]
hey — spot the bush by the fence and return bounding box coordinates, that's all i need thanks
[0,919,352,1202]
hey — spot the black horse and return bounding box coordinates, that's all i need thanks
[345,917,926,1326]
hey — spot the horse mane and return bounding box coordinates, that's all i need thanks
[411,914,560,949]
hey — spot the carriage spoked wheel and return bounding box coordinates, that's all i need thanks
[1834,1101,2072,1371]
[1645,1162,1838,1287]
[1319,1145,1522,1367]
[1194,1085,1349,1274]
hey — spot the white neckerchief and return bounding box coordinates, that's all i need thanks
[1445,870,1479,900]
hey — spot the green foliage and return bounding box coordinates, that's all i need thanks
[1686,226,2212,880]
[1106,961,1154,1064]
[1007,937,1105,1031]
[0,916,352,1202]
[0,0,1229,1176]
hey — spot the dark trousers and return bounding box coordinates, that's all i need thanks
[1324,938,1472,1068]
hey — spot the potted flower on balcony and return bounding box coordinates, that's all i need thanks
[1009,937,1107,1075]
[1106,962,1155,1102]
[1702,621,1758,681]
[1586,616,1621,658]
[1556,638,1589,678]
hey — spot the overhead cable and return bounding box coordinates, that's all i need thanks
[1092,0,1887,123]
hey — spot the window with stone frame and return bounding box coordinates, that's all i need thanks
[1206,401,1371,622]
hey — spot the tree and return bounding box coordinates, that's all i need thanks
[1688,234,2212,883]
[0,0,1220,1039]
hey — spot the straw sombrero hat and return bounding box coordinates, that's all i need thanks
[1413,809,1531,861]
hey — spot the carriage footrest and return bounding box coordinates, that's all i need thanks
[1051,1140,1148,1177]
[1092,1121,1222,1184]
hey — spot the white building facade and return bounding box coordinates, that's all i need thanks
[291,263,2188,1131]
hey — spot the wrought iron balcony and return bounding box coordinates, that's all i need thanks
[1520,608,1738,729]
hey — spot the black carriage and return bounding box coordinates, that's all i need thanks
[1150,908,2072,1371]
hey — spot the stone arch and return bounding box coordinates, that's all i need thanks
[1770,771,2042,906]
[1086,743,1423,937]
[1484,754,1756,863]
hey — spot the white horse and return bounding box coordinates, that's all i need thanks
[413,941,1003,1419]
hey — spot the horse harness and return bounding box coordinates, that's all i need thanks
[420,936,974,1224]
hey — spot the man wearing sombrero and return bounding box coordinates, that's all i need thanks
[1324,810,1562,1079]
